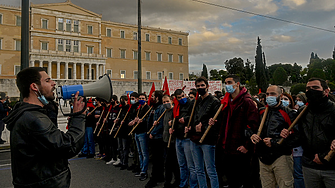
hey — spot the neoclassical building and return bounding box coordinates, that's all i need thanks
[0,0,189,84]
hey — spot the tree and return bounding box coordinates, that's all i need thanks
[224,57,246,83]
[209,69,227,81]
[311,69,326,80]
[246,75,258,95]
[189,72,197,81]
[290,83,306,95]
[333,46,335,60]
[273,67,288,85]
[244,59,254,83]
[255,37,268,92]
[201,64,208,79]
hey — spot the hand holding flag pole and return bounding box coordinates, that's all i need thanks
[184,92,198,138]
[147,109,167,134]
[93,108,105,134]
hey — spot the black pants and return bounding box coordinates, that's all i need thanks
[150,138,165,181]
[105,133,118,161]
[164,142,180,185]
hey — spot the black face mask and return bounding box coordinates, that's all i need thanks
[306,89,324,103]
[121,101,125,106]
[197,88,207,96]
[111,101,115,105]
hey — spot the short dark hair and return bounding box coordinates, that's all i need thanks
[111,95,118,101]
[174,89,184,96]
[138,93,147,99]
[153,90,163,103]
[195,76,208,87]
[226,75,240,83]
[130,92,139,98]
[120,95,128,102]
[308,77,328,90]
[17,67,46,98]
[189,91,196,96]
[162,95,172,100]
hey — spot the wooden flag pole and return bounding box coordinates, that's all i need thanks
[257,107,269,136]
[199,103,224,143]
[128,106,153,135]
[167,118,176,148]
[93,109,105,134]
[147,109,167,134]
[114,111,129,138]
[97,111,111,136]
[109,110,122,135]
[184,99,197,138]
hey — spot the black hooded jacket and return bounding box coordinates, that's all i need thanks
[3,102,85,188]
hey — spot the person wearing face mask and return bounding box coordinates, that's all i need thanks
[294,93,307,110]
[214,75,259,188]
[172,89,198,188]
[281,78,335,188]
[281,93,295,110]
[185,76,221,188]
[250,85,296,188]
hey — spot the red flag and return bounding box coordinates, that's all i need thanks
[162,77,170,96]
[127,93,132,112]
[195,91,199,100]
[220,93,230,111]
[147,82,155,106]
[182,85,186,91]
[87,98,95,108]
[258,89,262,94]
[172,98,180,118]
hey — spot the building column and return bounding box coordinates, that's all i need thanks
[39,61,43,68]
[73,63,77,79]
[65,62,69,79]
[89,63,92,80]
[103,65,106,76]
[57,62,60,79]
[30,60,34,67]
[99,64,103,77]
[81,63,84,80]
[96,64,99,80]
[48,62,52,78]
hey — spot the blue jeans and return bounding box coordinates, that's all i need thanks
[294,156,305,188]
[176,138,198,188]
[81,127,95,155]
[135,133,149,174]
[191,141,219,188]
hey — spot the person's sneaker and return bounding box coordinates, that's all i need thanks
[134,172,141,177]
[106,159,116,165]
[78,153,87,158]
[120,165,128,170]
[113,158,121,165]
[128,151,134,158]
[139,173,148,181]
[145,178,157,188]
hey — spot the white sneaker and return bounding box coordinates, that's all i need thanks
[106,159,116,165]
[113,158,121,165]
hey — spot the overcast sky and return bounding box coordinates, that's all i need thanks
[3,0,335,73]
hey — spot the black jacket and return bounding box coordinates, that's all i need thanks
[296,99,335,170]
[174,99,194,139]
[3,102,85,188]
[256,104,296,165]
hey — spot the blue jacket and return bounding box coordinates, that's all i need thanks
[149,103,165,139]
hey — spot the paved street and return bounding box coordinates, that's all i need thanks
[0,104,167,188]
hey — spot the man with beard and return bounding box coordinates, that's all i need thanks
[3,67,86,188]
[281,78,335,188]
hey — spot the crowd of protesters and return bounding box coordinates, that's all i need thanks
[72,75,335,188]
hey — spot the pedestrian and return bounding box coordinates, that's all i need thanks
[3,67,86,188]
[281,78,335,188]
[216,75,260,188]
[250,85,296,188]
[0,97,10,144]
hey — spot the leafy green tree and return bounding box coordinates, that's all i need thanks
[255,37,268,92]
[189,73,197,81]
[290,83,306,95]
[224,57,246,83]
[246,75,258,95]
[273,67,288,85]
[201,64,208,79]
[210,69,227,81]
[311,69,326,80]
[244,59,254,83]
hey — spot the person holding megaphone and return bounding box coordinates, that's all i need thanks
[3,67,86,188]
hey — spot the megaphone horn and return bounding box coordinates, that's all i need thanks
[56,74,113,102]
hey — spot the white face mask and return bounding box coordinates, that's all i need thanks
[130,100,136,104]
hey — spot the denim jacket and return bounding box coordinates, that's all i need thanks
[149,103,165,139]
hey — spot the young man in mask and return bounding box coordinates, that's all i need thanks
[185,76,221,188]
[250,85,296,188]
[3,67,86,188]
[215,75,259,188]
[173,89,198,188]
[281,78,335,188]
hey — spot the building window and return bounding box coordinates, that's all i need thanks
[179,38,182,46]
[120,49,126,59]
[106,48,112,57]
[58,18,64,31]
[58,39,63,51]
[106,69,112,78]
[134,71,138,79]
[120,70,126,79]
[157,72,162,80]
[157,53,162,61]
[41,42,48,50]
[145,52,151,61]
[0,14,2,24]
[133,32,138,40]
[145,34,150,42]
[66,19,71,32]
[120,30,125,39]
[107,29,111,37]
[88,46,93,54]
[16,16,21,26]
[15,40,21,51]
[73,40,79,52]
[66,40,71,52]
[169,72,173,79]
[157,36,161,43]
[74,20,79,33]
[0,39,2,50]
[14,65,21,75]
[133,51,138,60]
[88,25,93,34]
[168,54,173,62]
[68,68,72,79]
[146,72,151,79]
[179,73,184,80]
[168,37,172,44]
[179,55,183,63]
[42,19,48,29]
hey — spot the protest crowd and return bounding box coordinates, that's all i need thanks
[3,67,335,188]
